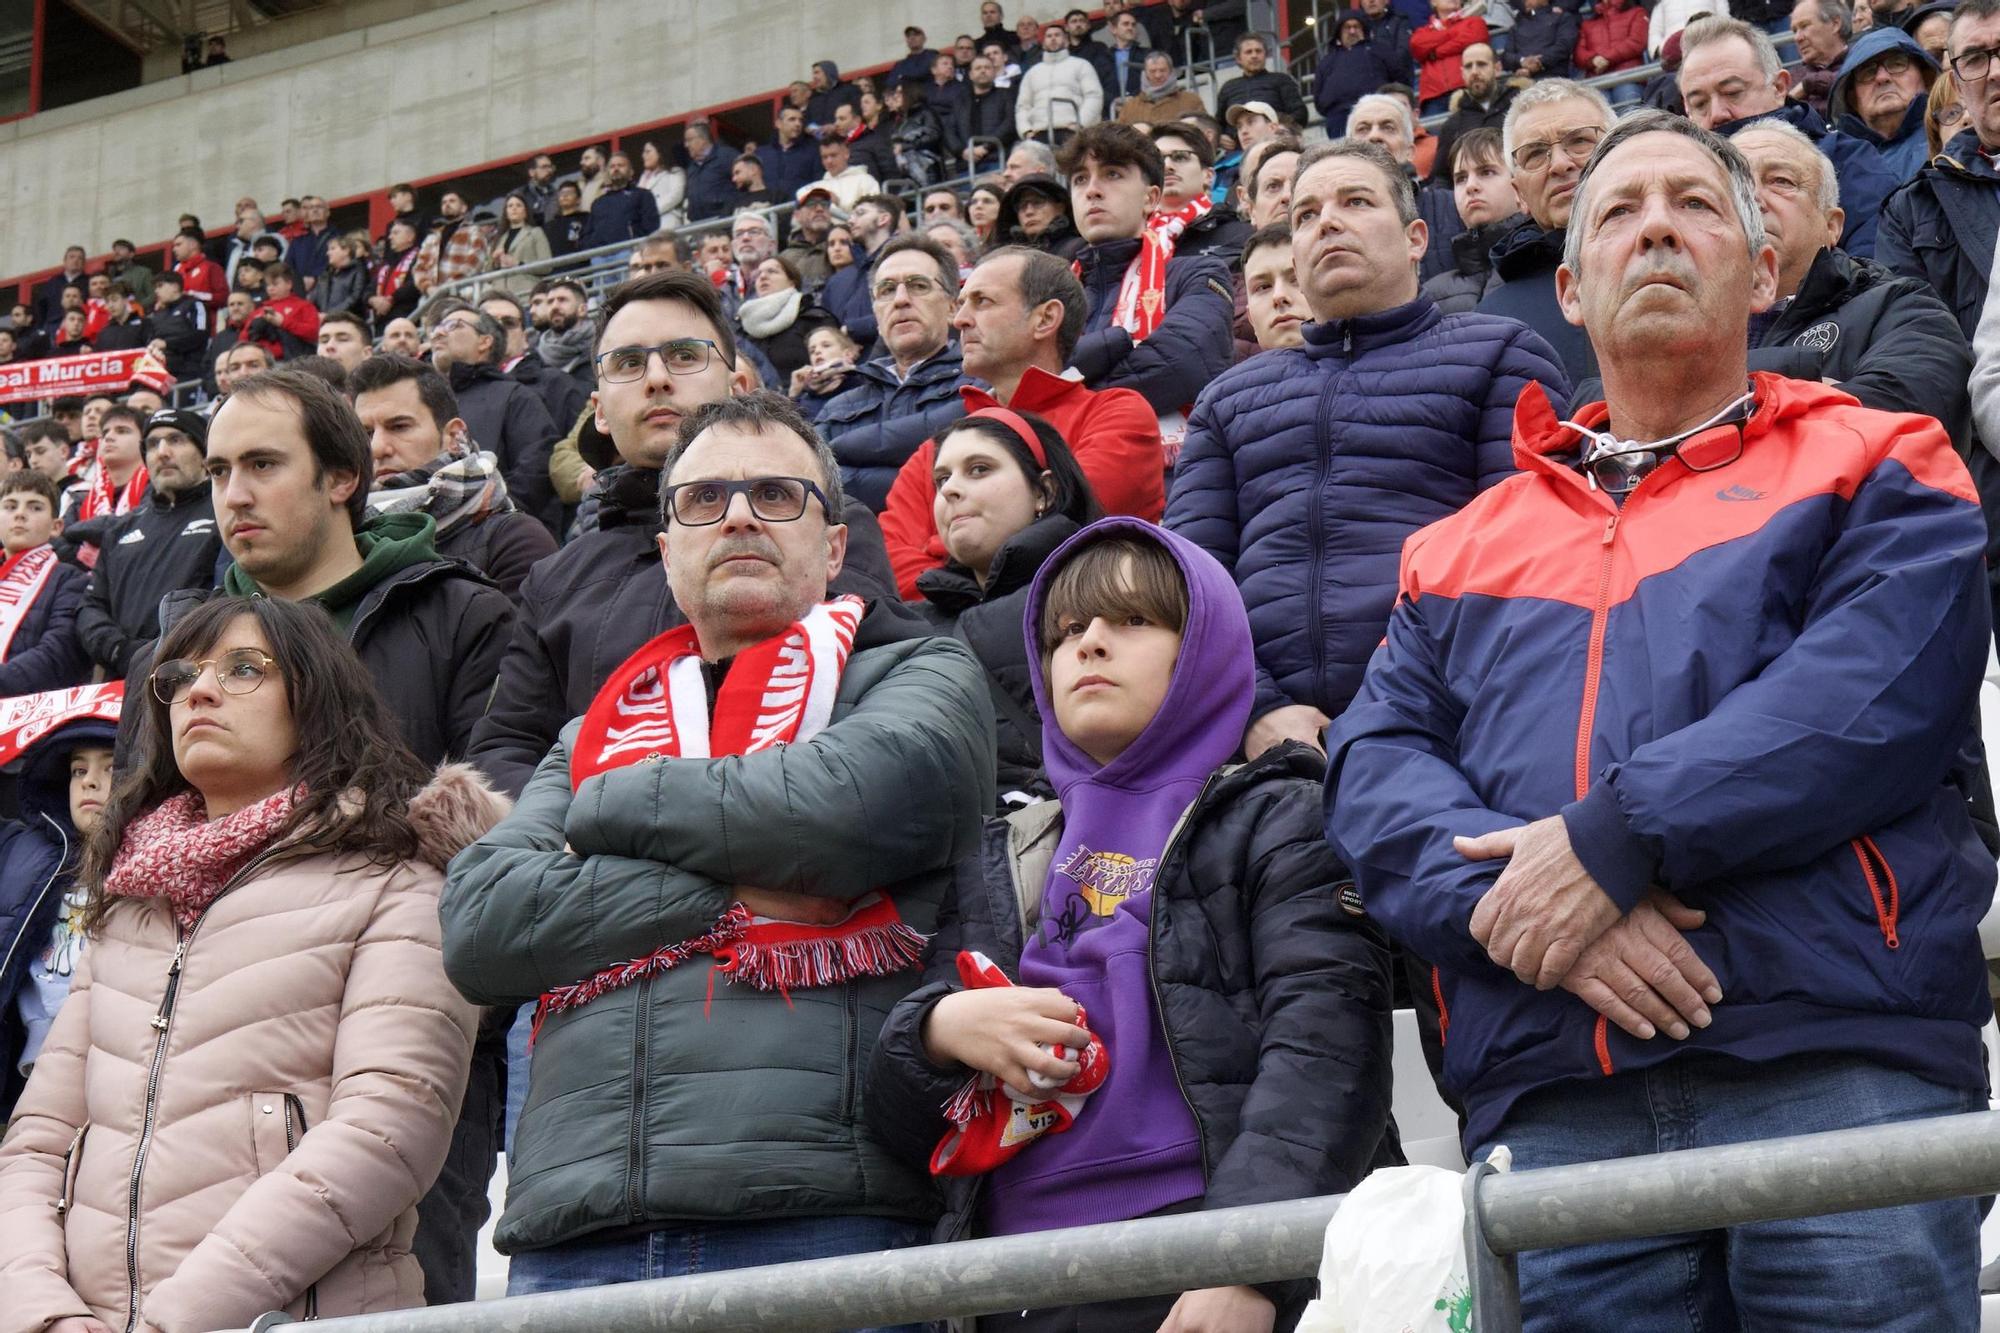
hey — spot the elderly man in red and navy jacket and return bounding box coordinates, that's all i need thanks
[1327,110,1994,1332]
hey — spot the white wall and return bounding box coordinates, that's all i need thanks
[0,0,969,279]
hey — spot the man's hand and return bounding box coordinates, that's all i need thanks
[1460,816,1622,988]
[1158,1286,1276,1333]
[922,985,1090,1089]
[1522,54,1544,74]
[1560,890,1722,1040]
[1592,55,1609,71]
[732,887,848,925]
[1243,704,1332,759]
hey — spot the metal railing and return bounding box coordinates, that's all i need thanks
[241,1108,2000,1333]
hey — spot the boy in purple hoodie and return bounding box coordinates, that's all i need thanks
[868,517,1397,1332]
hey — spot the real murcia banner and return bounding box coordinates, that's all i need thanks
[0,348,167,403]
[0,682,124,766]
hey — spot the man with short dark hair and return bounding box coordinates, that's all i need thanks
[90,282,152,352]
[816,234,976,508]
[1058,123,1234,436]
[351,354,557,605]
[759,105,823,201]
[1422,127,1525,313]
[170,230,230,336]
[1170,138,1566,758]
[876,244,1164,593]
[782,187,839,287]
[1240,222,1307,350]
[1148,120,1254,265]
[467,272,901,795]
[809,135,882,212]
[244,261,322,360]
[442,389,991,1297]
[821,192,907,345]
[584,151,663,249]
[316,310,373,372]
[684,120,739,221]
[427,305,561,533]
[0,470,87,694]
[547,181,591,258]
[1504,0,1579,78]
[1016,22,1104,138]
[728,153,782,211]
[166,369,513,1309]
[1215,32,1310,125]
[33,247,87,332]
[1328,110,1992,1333]
[75,409,222,678]
[488,289,587,431]
[956,55,1021,172]
[414,191,491,293]
[287,194,337,289]
[893,22,939,83]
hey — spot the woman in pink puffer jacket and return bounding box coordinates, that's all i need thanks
[0,595,507,1333]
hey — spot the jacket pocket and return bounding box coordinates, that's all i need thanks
[248,1091,296,1177]
[1849,837,1902,949]
[53,1123,88,1217]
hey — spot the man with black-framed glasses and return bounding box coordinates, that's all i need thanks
[468,271,902,798]
[1478,78,1620,382]
[816,234,979,509]
[444,389,991,1302]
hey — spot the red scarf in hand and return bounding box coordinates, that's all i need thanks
[1076,226,1178,343]
[538,596,926,1036]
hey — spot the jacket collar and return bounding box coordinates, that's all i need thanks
[1074,236,1144,284]
[966,364,1088,413]
[1837,93,1928,150]
[1298,297,1440,357]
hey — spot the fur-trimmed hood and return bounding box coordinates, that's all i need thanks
[408,763,512,870]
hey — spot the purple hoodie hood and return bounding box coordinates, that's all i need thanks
[1023,517,1255,801]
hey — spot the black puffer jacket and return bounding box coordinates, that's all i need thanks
[866,744,1400,1310]
[1071,239,1234,415]
[468,463,909,796]
[914,514,1080,807]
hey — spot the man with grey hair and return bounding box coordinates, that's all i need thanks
[1677,17,1901,256]
[1733,120,1970,445]
[1348,92,1469,283]
[1167,138,1565,759]
[1002,137,1060,184]
[1329,109,1993,1329]
[1789,0,1853,117]
[1478,78,1619,381]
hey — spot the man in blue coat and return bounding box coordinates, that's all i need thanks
[582,151,661,250]
[1825,25,1938,183]
[1167,138,1566,759]
[1327,111,1992,1332]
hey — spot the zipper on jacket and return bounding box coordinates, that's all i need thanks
[1430,965,1450,1044]
[1575,513,1620,801]
[1593,1014,1614,1076]
[0,815,71,993]
[283,1095,320,1320]
[839,982,861,1125]
[1849,837,1902,949]
[53,1123,86,1217]
[624,974,655,1225]
[120,847,284,1333]
[1305,377,1344,690]
[123,933,188,1333]
[1145,771,1222,1182]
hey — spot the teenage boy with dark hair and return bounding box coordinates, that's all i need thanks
[0,472,88,694]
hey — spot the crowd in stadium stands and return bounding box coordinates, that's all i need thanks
[0,0,1999,1328]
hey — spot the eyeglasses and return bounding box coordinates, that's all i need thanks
[662,475,831,526]
[490,315,523,329]
[871,274,944,301]
[1952,45,2000,81]
[1511,124,1607,173]
[150,647,279,705]
[1861,52,1918,80]
[1160,148,1203,164]
[434,317,480,337]
[596,339,720,381]
[1941,101,1969,126]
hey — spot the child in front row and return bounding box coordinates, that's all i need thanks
[868,517,1399,1333]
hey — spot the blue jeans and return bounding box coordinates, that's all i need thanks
[507,1214,928,1331]
[1475,1052,1984,1333]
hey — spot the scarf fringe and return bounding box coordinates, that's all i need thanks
[530,905,928,1043]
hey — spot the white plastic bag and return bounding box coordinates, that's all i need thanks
[1295,1151,1508,1333]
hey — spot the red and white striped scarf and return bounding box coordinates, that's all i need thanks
[76,462,147,524]
[0,546,59,662]
[1077,227,1179,343]
[538,596,926,1036]
[1147,195,1210,244]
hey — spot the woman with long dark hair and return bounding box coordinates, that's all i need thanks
[484,192,552,298]
[0,596,507,1333]
[916,409,1102,806]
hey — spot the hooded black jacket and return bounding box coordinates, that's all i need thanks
[467,463,910,797]
[447,360,560,534]
[866,743,1400,1313]
[74,482,223,677]
[508,352,590,443]
[1477,217,1599,385]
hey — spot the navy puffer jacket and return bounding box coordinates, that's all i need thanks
[1166,299,1568,723]
[816,346,980,510]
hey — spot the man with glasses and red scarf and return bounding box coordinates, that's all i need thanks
[443,389,991,1300]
